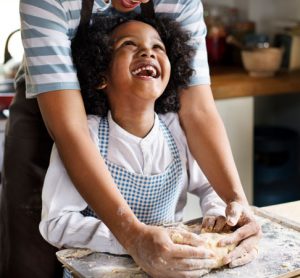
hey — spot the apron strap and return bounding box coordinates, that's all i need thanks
[80,0,95,26]
[80,0,155,25]
[141,1,155,19]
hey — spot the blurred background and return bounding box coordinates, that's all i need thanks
[0,0,299,221]
[0,0,21,180]
[188,0,300,218]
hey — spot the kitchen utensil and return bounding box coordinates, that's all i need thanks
[242,47,284,77]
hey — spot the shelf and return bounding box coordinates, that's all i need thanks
[211,67,300,100]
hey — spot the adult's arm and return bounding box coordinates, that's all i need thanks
[37,90,218,277]
[179,84,261,267]
[179,84,247,205]
[37,90,141,246]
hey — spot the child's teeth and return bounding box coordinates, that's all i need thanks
[132,65,157,77]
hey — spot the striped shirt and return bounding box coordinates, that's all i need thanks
[18,0,210,98]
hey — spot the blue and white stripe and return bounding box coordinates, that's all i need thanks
[18,0,210,98]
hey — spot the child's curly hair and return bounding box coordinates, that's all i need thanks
[71,14,195,116]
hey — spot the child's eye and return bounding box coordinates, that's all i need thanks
[122,40,136,47]
[153,44,166,52]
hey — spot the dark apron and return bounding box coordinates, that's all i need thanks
[0,82,60,278]
[0,1,94,277]
[0,1,154,277]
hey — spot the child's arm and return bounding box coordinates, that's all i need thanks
[40,114,218,277]
[39,142,127,254]
[40,143,218,276]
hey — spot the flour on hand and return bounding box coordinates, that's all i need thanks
[169,224,237,269]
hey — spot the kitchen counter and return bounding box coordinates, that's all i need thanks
[262,201,300,223]
[211,67,300,100]
[57,202,300,278]
[259,200,300,232]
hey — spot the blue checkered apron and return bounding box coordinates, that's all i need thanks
[82,116,183,224]
[63,116,183,278]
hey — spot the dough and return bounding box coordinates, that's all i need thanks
[169,224,236,269]
[198,232,236,267]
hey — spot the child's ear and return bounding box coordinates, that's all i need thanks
[96,75,107,90]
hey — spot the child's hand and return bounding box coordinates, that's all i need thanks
[201,215,232,233]
[126,223,220,278]
[218,202,262,268]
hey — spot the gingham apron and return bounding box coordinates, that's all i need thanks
[81,116,184,225]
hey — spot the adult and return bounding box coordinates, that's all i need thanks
[0,0,260,277]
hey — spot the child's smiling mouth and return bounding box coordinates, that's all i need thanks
[131,63,160,79]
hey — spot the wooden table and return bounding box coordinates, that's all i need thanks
[262,201,300,224]
[257,201,300,234]
[57,202,300,278]
[211,67,300,100]
[256,201,300,278]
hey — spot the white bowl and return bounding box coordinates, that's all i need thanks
[242,47,284,77]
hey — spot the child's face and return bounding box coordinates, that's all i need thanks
[104,20,171,105]
[111,0,149,12]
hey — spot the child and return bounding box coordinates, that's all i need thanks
[39,14,226,275]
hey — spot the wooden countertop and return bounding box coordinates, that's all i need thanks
[57,205,300,278]
[261,200,300,226]
[211,67,300,100]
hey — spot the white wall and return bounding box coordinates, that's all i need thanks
[203,0,236,7]
[216,97,254,204]
[0,0,21,64]
[247,0,300,37]
[204,0,300,37]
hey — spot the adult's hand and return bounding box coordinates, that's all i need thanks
[125,223,219,278]
[218,202,262,268]
[201,215,231,233]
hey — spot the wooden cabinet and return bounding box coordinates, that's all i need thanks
[211,68,300,100]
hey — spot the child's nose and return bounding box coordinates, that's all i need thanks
[139,48,155,59]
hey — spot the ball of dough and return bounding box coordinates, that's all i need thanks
[169,224,236,268]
